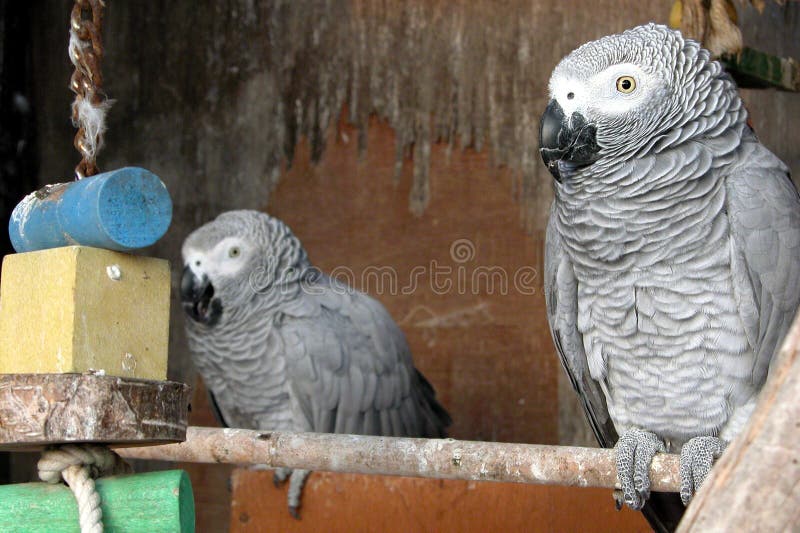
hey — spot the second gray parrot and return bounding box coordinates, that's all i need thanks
[540,24,800,530]
[180,209,451,517]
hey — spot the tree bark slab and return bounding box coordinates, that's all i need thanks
[0,373,189,450]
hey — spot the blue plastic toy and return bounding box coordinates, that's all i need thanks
[9,167,172,253]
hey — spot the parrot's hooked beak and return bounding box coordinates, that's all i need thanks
[539,99,600,183]
[180,266,222,326]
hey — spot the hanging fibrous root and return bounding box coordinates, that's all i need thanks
[669,0,743,57]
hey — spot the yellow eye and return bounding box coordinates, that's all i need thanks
[616,76,636,93]
[228,246,240,258]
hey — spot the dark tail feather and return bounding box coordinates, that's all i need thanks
[414,369,452,437]
[207,389,230,427]
[641,492,685,533]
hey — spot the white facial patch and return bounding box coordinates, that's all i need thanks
[183,247,207,278]
[549,62,653,118]
[183,236,250,280]
[549,75,586,118]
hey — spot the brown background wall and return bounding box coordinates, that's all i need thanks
[20,0,800,531]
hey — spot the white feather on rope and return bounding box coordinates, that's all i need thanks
[72,97,113,159]
[68,28,114,164]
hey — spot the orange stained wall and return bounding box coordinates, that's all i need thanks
[182,118,650,532]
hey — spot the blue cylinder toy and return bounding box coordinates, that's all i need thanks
[9,167,172,253]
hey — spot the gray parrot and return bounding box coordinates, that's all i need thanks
[540,23,800,531]
[180,209,451,518]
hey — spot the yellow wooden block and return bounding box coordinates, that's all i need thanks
[0,246,170,380]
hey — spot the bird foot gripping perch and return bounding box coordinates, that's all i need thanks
[271,467,311,519]
[613,431,728,511]
[615,429,666,511]
[678,436,727,505]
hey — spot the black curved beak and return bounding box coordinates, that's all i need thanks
[539,100,600,182]
[180,266,222,326]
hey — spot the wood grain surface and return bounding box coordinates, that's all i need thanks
[229,469,651,533]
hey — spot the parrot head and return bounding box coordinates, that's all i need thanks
[539,23,738,184]
[180,210,310,327]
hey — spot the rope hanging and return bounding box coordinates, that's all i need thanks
[34,10,126,532]
[38,445,131,533]
[68,0,111,179]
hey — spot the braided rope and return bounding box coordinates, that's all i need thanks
[38,445,132,533]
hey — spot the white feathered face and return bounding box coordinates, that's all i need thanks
[181,233,257,327]
[180,210,309,327]
[184,236,255,286]
[549,62,659,120]
[539,23,723,184]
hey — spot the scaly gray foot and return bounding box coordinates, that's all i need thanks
[615,428,666,510]
[287,469,311,520]
[679,436,726,505]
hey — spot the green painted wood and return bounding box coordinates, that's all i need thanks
[721,47,800,92]
[0,470,194,532]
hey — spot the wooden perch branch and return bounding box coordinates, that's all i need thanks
[117,427,681,492]
[678,311,800,532]
[114,310,800,527]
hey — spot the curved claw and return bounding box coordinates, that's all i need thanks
[679,436,727,505]
[615,428,666,510]
[289,505,301,520]
[612,489,624,511]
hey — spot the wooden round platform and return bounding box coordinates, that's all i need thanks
[0,373,190,450]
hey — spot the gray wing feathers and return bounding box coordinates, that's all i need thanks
[545,207,618,448]
[280,274,450,438]
[726,141,800,386]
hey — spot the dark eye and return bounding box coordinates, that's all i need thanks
[228,246,241,258]
[616,76,636,93]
